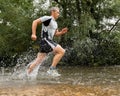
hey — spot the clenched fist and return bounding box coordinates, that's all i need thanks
[31,34,37,41]
[61,27,68,34]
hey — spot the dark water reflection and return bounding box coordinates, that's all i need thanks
[58,66,120,86]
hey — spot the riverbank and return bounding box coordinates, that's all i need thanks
[0,84,120,96]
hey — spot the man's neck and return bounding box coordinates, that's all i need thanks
[51,15,56,20]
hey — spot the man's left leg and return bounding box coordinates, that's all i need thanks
[27,53,47,74]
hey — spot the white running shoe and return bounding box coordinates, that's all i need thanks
[47,69,61,77]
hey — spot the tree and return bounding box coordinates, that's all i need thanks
[0,0,34,66]
[0,0,120,67]
[52,0,120,66]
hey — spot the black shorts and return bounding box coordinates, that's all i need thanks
[40,38,57,53]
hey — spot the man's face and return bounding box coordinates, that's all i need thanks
[52,9,60,19]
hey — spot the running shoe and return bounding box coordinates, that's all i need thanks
[47,68,61,77]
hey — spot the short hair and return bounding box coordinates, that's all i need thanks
[49,7,59,13]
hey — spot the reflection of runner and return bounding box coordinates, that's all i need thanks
[27,7,68,76]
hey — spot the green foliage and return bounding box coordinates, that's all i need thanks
[92,32,120,66]
[0,0,35,66]
[0,0,34,55]
[63,32,120,66]
[53,0,120,66]
[0,0,120,67]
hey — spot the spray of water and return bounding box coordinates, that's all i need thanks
[11,48,52,81]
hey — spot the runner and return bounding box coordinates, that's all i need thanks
[27,7,68,76]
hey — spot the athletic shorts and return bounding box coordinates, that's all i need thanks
[40,38,57,53]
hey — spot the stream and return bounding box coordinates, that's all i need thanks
[0,65,120,96]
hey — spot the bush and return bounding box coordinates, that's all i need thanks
[62,31,120,66]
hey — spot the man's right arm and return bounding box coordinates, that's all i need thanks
[31,18,42,41]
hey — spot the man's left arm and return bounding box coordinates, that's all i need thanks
[55,27,68,36]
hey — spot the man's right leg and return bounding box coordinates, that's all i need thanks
[27,53,47,74]
[47,45,65,76]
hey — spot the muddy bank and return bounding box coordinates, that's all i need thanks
[0,84,120,96]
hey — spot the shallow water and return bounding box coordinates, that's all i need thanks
[0,66,120,96]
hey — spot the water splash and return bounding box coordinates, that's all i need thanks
[0,67,5,75]
[10,48,53,81]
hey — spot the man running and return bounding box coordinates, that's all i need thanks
[27,7,68,76]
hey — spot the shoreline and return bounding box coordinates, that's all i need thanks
[0,83,120,96]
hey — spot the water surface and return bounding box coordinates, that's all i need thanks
[0,66,120,96]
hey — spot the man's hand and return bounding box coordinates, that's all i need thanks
[61,27,68,34]
[31,34,37,41]
[55,27,68,36]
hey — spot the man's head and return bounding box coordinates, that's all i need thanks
[50,7,60,19]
